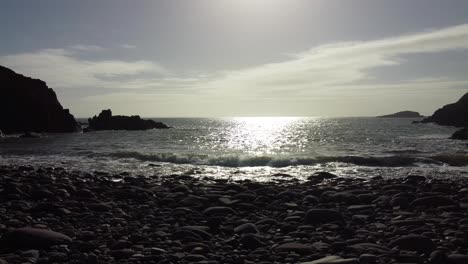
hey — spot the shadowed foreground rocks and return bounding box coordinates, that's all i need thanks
[0,65,79,134]
[1,166,468,263]
[87,109,169,131]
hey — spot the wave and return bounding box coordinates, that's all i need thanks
[98,151,468,168]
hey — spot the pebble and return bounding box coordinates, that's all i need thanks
[388,234,435,253]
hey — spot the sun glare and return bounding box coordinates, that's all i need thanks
[226,117,302,154]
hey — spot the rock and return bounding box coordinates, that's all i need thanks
[202,206,237,216]
[111,240,133,250]
[377,111,423,118]
[233,223,259,234]
[405,175,427,182]
[21,249,40,259]
[347,243,393,254]
[308,171,337,180]
[450,128,468,140]
[0,65,79,133]
[111,249,135,259]
[184,254,207,262]
[421,92,468,127]
[19,132,41,138]
[304,209,343,224]
[388,235,435,253]
[87,109,169,131]
[179,226,212,240]
[447,254,468,264]
[239,234,264,249]
[410,195,457,207]
[429,250,447,263]
[301,256,359,263]
[86,202,112,212]
[359,254,377,264]
[274,242,314,255]
[171,184,191,193]
[0,227,72,249]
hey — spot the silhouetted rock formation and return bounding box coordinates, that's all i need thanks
[421,92,468,127]
[0,65,79,134]
[450,128,468,140]
[88,109,169,131]
[377,111,423,118]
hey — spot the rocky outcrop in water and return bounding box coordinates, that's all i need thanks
[377,111,423,118]
[450,128,468,140]
[421,92,468,127]
[0,65,79,134]
[88,109,169,131]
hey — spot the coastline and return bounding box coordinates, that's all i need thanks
[1,164,468,263]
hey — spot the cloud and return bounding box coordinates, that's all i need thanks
[194,24,468,98]
[69,44,105,52]
[0,47,169,89]
[2,23,468,116]
[119,44,136,49]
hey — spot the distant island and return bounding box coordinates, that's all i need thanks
[377,111,423,118]
[87,109,169,131]
[0,65,79,134]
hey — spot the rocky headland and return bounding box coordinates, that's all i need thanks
[87,110,169,131]
[1,165,468,263]
[422,92,468,127]
[0,65,79,134]
[377,111,423,118]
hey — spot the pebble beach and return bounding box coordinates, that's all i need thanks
[1,165,468,263]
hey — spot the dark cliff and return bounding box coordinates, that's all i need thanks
[0,65,79,134]
[421,92,468,127]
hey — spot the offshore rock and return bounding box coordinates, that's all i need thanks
[88,109,169,131]
[450,128,468,140]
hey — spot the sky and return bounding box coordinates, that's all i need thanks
[1,0,468,117]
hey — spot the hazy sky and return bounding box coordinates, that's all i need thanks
[1,0,468,117]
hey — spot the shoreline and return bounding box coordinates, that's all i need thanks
[1,164,468,263]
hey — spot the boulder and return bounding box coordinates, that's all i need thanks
[0,65,79,134]
[377,111,423,118]
[0,227,72,250]
[87,109,169,131]
[422,92,468,127]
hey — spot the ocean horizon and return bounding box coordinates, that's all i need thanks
[2,117,466,181]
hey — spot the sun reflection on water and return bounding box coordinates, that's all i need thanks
[225,117,309,155]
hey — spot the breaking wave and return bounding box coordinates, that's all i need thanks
[100,151,468,168]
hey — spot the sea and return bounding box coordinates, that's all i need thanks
[0,117,467,181]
